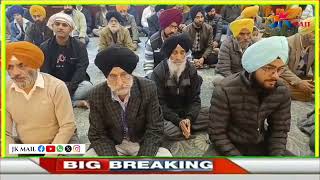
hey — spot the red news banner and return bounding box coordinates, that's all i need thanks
[39,158,248,174]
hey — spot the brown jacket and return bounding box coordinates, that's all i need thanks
[183,22,213,59]
[98,26,135,52]
[281,34,314,85]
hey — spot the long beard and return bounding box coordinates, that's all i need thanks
[168,59,187,82]
[107,77,134,96]
[238,41,250,52]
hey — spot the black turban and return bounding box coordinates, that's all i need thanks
[190,6,205,20]
[94,45,139,77]
[161,33,192,58]
[106,11,124,23]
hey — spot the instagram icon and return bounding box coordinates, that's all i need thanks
[73,145,81,152]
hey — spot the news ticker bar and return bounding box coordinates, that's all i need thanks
[0,158,319,174]
[8,144,86,154]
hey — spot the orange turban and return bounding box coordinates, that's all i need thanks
[29,5,46,18]
[241,6,259,18]
[6,41,44,69]
[116,5,129,12]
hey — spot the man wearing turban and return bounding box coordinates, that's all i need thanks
[280,17,315,101]
[62,5,89,45]
[183,6,217,69]
[238,5,263,30]
[151,34,207,140]
[41,12,92,109]
[214,18,254,85]
[98,11,136,52]
[209,36,292,156]
[25,5,53,46]
[6,41,78,156]
[147,5,167,37]
[116,5,140,50]
[144,8,183,76]
[8,5,32,42]
[85,45,171,157]
[204,6,223,47]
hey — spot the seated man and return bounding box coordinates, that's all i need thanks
[116,5,139,50]
[144,8,183,76]
[151,34,205,140]
[236,6,264,31]
[147,5,167,37]
[8,5,32,42]
[93,5,108,37]
[208,36,292,156]
[98,11,136,52]
[25,5,53,46]
[214,18,254,85]
[41,13,92,109]
[204,6,223,47]
[85,46,171,156]
[62,5,89,45]
[183,6,216,69]
[281,17,315,102]
[75,5,93,35]
[6,41,78,156]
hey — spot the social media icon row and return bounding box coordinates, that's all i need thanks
[37,145,81,153]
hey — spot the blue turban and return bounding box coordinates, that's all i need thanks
[8,6,24,17]
[242,36,289,73]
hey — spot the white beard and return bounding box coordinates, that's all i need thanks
[167,59,187,82]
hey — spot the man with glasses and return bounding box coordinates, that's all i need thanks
[41,12,92,109]
[213,18,254,85]
[208,36,293,156]
[85,45,172,156]
[183,6,216,69]
[25,5,53,46]
[144,8,183,76]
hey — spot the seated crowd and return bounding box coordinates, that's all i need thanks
[4,4,315,156]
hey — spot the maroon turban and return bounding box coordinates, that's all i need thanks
[159,8,183,30]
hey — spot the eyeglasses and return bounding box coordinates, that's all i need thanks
[107,73,132,83]
[261,65,285,75]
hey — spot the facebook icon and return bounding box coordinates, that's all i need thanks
[38,145,45,152]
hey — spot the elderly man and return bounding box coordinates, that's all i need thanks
[116,5,140,49]
[183,6,216,69]
[151,34,205,140]
[25,5,53,46]
[41,13,92,109]
[6,41,78,156]
[208,36,292,156]
[62,5,88,45]
[85,46,171,156]
[213,18,254,85]
[280,17,315,101]
[8,5,32,42]
[144,8,183,76]
[98,11,136,52]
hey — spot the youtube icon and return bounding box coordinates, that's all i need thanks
[46,145,56,152]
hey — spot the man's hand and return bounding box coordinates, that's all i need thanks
[213,41,219,48]
[179,24,187,30]
[79,37,86,44]
[297,80,314,93]
[179,119,191,139]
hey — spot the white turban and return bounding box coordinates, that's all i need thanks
[47,12,75,30]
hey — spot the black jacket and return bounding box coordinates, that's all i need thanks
[88,77,164,156]
[150,31,165,69]
[24,22,53,47]
[205,14,223,43]
[151,60,202,126]
[147,14,160,37]
[209,71,291,156]
[40,36,90,97]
